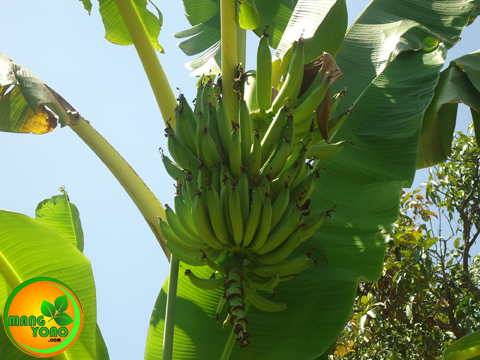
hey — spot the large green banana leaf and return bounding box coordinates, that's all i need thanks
[144,0,479,359]
[173,0,348,75]
[78,0,164,53]
[417,50,480,169]
[0,192,109,359]
[441,329,480,360]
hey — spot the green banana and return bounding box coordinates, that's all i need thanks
[216,96,232,157]
[185,269,224,290]
[202,78,214,115]
[174,193,202,240]
[247,128,262,181]
[193,79,204,116]
[247,192,272,252]
[290,170,320,206]
[164,204,206,248]
[256,26,272,112]
[270,183,290,229]
[307,140,352,159]
[159,219,209,256]
[166,241,205,267]
[243,70,259,112]
[259,136,291,180]
[294,115,316,136]
[243,280,286,312]
[160,148,185,180]
[329,89,346,115]
[220,155,233,184]
[238,171,250,225]
[185,173,199,205]
[205,184,232,246]
[260,105,287,164]
[165,122,178,160]
[229,122,242,178]
[290,138,313,190]
[229,182,244,246]
[177,93,197,128]
[180,180,193,209]
[195,112,205,160]
[328,108,352,139]
[257,225,306,265]
[257,205,301,255]
[191,192,227,250]
[202,124,222,169]
[175,95,198,155]
[239,96,253,167]
[270,38,305,114]
[197,164,209,194]
[206,101,226,157]
[284,112,295,148]
[300,209,332,242]
[167,127,201,176]
[242,187,263,247]
[291,78,330,123]
[269,167,291,201]
[220,176,234,237]
[204,255,225,273]
[280,126,313,176]
[272,43,293,88]
[210,162,221,194]
[246,273,280,292]
[251,256,314,277]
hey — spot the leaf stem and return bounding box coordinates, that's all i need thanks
[163,254,180,360]
[220,0,239,124]
[68,117,170,259]
[113,0,177,128]
[220,327,237,360]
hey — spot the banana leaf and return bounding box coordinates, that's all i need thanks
[417,50,480,169]
[172,0,350,75]
[0,192,109,359]
[174,0,347,75]
[144,0,479,358]
[97,0,164,53]
[442,329,480,360]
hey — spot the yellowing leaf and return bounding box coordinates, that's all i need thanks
[0,87,57,134]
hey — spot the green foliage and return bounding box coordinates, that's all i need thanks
[334,134,480,359]
[0,192,109,359]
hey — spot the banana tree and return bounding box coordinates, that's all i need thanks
[1,0,480,359]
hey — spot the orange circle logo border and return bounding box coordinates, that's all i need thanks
[2,277,84,358]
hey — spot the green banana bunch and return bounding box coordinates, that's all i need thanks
[158,41,353,347]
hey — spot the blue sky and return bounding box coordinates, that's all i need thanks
[1,1,479,358]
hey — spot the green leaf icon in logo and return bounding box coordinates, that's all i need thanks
[41,300,56,318]
[54,312,73,326]
[54,295,68,313]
